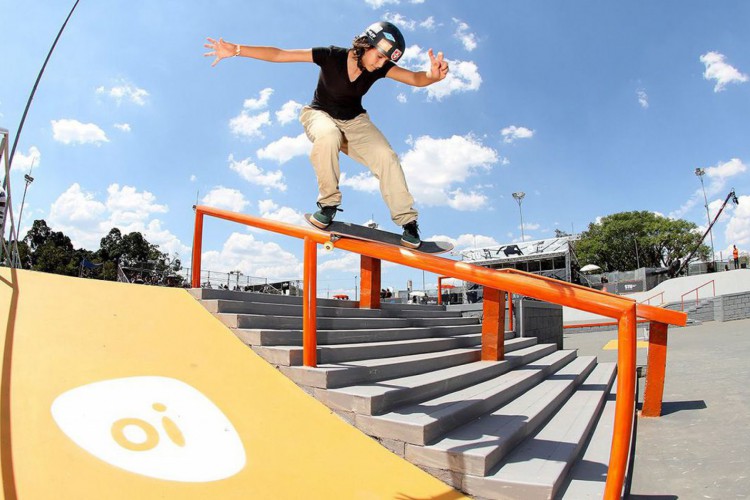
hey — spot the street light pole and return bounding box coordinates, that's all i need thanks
[18,173,34,231]
[694,168,716,268]
[512,192,526,241]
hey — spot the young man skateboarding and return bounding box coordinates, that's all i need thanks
[205,21,449,248]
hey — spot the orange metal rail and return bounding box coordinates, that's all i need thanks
[680,280,715,310]
[191,205,687,500]
[640,291,665,306]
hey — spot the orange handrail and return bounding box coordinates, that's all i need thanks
[680,280,715,311]
[191,205,686,500]
[640,291,664,306]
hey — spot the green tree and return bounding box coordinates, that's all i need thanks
[22,219,94,275]
[575,211,710,272]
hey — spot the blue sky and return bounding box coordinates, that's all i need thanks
[3,1,749,296]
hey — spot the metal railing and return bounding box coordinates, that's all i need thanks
[680,280,716,311]
[640,291,665,306]
[191,205,687,500]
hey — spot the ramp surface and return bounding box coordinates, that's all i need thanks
[0,268,467,499]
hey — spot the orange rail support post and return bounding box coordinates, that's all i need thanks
[191,209,204,288]
[359,256,381,309]
[481,287,505,361]
[437,276,445,305]
[303,237,317,367]
[642,321,669,417]
[604,304,638,499]
[507,292,514,333]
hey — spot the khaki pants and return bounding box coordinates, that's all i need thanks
[300,106,418,226]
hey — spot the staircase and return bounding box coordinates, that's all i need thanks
[191,288,619,499]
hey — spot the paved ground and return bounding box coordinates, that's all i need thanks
[564,318,750,499]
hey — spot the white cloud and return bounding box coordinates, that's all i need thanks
[201,186,249,212]
[258,199,307,226]
[51,119,109,145]
[725,195,750,246]
[670,158,747,218]
[446,233,501,251]
[400,45,482,100]
[96,82,149,106]
[50,183,107,229]
[141,219,191,259]
[340,171,380,193]
[243,88,274,110]
[190,174,197,182]
[106,184,168,229]
[501,125,534,144]
[47,183,187,258]
[228,154,286,191]
[637,89,649,109]
[396,93,408,103]
[365,0,399,8]
[114,123,131,132]
[201,232,302,279]
[256,133,311,164]
[11,145,41,172]
[319,252,360,273]
[401,134,499,209]
[705,158,747,188]
[700,51,748,92]
[446,189,488,211]
[384,12,416,31]
[276,100,303,125]
[229,111,271,138]
[453,18,478,52]
[419,16,436,30]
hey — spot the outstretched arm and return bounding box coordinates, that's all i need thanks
[204,37,312,67]
[386,48,449,87]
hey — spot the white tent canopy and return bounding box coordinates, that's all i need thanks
[580,264,602,273]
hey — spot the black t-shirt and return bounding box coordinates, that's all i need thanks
[310,46,394,120]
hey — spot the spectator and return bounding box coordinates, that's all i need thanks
[733,245,739,269]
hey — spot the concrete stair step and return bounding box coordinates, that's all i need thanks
[202,299,463,318]
[218,313,478,330]
[279,347,482,389]
[359,347,573,446]
[190,288,358,308]
[191,288,450,313]
[557,376,618,499]
[405,355,597,476]
[317,337,538,416]
[233,323,490,347]
[462,363,616,500]
[252,333,482,366]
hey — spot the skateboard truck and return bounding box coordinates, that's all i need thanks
[323,234,341,251]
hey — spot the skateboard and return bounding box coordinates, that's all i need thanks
[304,214,454,254]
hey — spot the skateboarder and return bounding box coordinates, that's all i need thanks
[205,21,449,248]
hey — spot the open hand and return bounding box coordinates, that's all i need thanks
[427,48,449,81]
[204,37,236,67]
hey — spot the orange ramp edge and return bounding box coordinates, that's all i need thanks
[1,269,468,499]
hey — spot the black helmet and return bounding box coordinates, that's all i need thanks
[361,21,405,63]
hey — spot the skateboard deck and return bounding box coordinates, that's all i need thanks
[305,214,454,254]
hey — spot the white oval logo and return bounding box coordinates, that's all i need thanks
[51,376,246,482]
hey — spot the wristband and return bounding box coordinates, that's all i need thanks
[234,44,241,57]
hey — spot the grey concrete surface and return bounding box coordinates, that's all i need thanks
[563,319,750,499]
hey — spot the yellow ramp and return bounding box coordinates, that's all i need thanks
[0,268,467,499]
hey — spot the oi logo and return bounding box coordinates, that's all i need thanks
[51,376,246,482]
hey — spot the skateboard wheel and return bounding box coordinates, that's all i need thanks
[323,241,335,251]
